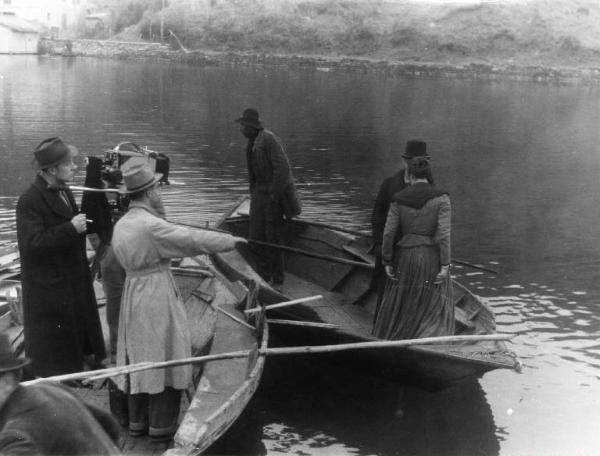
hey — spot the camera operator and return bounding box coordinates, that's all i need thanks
[81,156,126,364]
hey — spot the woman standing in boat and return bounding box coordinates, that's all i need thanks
[373,156,454,340]
[111,160,245,442]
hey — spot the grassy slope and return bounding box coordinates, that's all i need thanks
[115,0,600,68]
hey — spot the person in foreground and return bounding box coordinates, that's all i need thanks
[16,137,106,378]
[0,334,121,455]
[236,108,301,289]
[373,157,454,340]
[111,161,246,442]
[371,140,430,318]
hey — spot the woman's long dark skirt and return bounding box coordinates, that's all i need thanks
[373,245,454,340]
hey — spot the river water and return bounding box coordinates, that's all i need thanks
[1,55,599,456]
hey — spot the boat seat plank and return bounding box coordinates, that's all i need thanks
[454,306,476,329]
[281,272,371,334]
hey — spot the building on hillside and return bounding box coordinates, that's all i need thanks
[84,11,110,36]
[0,0,89,38]
[0,13,39,54]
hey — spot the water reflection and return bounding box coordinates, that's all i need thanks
[256,356,499,456]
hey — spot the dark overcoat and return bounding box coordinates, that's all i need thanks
[371,170,408,247]
[16,174,106,377]
[0,383,121,455]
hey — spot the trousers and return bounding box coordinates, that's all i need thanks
[249,190,285,284]
[100,245,125,356]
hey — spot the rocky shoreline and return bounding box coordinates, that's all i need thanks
[40,38,600,86]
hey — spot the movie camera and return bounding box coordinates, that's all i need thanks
[100,142,170,187]
[95,142,171,215]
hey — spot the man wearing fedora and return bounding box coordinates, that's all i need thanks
[0,334,121,454]
[235,108,301,289]
[111,160,246,441]
[371,140,431,316]
[16,137,106,379]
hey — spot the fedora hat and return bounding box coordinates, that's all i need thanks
[401,140,430,160]
[0,333,29,374]
[32,137,79,170]
[235,108,263,129]
[119,160,163,194]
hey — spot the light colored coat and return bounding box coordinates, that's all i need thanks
[111,201,236,394]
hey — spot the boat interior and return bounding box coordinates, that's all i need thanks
[0,255,267,455]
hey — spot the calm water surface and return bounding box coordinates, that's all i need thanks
[1,55,600,456]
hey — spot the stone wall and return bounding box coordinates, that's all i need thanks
[37,38,600,85]
[40,38,172,58]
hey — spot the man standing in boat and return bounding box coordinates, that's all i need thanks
[16,137,106,378]
[371,140,430,317]
[236,108,301,290]
[111,160,246,441]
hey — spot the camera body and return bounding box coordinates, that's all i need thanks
[100,142,170,187]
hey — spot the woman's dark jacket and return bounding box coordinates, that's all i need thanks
[16,174,106,377]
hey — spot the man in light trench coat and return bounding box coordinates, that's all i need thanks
[111,160,246,441]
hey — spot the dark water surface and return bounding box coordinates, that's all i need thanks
[1,55,600,455]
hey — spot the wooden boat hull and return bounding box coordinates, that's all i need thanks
[212,197,518,391]
[0,249,267,454]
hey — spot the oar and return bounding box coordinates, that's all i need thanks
[23,333,515,385]
[450,259,498,274]
[248,240,373,269]
[170,220,497,274]
[226,215,371,238]
[244,294,323,314]
[267,319,339,329]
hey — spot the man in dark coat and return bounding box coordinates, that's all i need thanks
[16,137,106,378]
[371,140,430,317]
[236,108,301,288]
[0,334,121,455]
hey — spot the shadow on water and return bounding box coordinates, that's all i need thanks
[211,351,500,456]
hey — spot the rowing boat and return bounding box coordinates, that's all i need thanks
[211,197,519,391]
[0,248,268,455]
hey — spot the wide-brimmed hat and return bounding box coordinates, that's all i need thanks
[401,140,430,160]
[119,159,163,194]
[32,137,79,170]
[0,333,29,374]
[235,108,263,129]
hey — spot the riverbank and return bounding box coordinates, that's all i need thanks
[39,37,600,86]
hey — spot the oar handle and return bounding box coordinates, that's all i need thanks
[244,294,323,314]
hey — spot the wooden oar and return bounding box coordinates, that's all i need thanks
[25,333,514,385]
[450,259,498,274]
[216,306,255,330]
[226,215,371,238]
[267,319,339,329]
[244,294,323,314]
[248,240,373,269]
[170,220,497,274]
